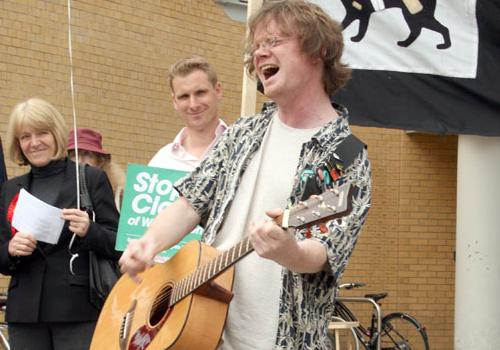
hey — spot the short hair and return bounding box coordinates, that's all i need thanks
[244,0,351,96]
[6,98,69,165]
[167,55,219,92]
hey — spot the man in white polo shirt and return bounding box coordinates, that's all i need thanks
[149,55,227,171]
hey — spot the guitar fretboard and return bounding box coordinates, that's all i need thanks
[170,236,253,305]
[168,182,351,306]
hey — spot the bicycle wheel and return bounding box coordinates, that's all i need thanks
[328,316,360,350]
[380,312,429,350]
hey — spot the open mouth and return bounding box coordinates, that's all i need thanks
[261,64,279,80]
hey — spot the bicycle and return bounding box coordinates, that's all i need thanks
[331,282,430,350]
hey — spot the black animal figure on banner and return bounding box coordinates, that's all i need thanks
[340,0,451,49]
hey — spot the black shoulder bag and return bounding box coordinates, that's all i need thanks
[78,164,121,309]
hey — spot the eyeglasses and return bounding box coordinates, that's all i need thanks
[250,36,288,56]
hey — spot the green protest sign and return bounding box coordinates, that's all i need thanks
[115,163,203,259]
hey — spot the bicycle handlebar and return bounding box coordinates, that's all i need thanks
[338,282,366,290]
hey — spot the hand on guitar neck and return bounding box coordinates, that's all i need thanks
[120,182,353,284]
[121,207,327,283]
[248,208,328,273]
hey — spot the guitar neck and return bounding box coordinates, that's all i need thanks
[170,181,353,305]
[171,237,254,304]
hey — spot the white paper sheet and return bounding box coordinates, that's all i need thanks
[11,189,65,244]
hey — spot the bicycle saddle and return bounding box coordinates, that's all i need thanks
[364,292,388,302]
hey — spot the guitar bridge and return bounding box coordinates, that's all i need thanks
[119,299,137,350]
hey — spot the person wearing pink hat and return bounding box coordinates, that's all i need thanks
[68,128,125,212]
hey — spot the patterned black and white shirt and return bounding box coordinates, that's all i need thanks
[176,102,371,349]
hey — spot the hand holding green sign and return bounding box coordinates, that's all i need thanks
[115,163,203,260]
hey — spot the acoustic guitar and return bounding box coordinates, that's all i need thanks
[90,182,354,350]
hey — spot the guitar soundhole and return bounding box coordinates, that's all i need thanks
[149,284,172,326]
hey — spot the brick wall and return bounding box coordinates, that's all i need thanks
[340,129,457,349]
[0,1,455,348]
[0,0,246,177]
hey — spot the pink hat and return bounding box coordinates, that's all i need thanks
[68,128,110,155]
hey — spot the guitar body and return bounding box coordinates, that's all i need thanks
[91,182,353,350]
[91,240,235,350]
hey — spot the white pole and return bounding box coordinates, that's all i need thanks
[240,0,263,117]
[455,135,500,349]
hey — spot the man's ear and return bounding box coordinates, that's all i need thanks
[215,81,223,100]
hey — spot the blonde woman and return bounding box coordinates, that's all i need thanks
[0,98,119,350]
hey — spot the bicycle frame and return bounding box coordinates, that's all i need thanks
[335,296,382,350]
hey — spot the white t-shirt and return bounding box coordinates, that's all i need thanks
[214,114,320,350]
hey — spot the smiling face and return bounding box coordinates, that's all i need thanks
[171,69,222,132]
[18,125,57,167]
[252,19,323,103]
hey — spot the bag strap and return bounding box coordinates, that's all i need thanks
[78,164,95,220]
[334,133,366,170]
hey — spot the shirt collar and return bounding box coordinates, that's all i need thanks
[172,119,227,151]
[259,102,351,147]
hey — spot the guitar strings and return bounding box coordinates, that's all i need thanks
[150,255,221,310]
[148,189,346,319]
[149,238,256,311]
[150,191,340,310]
